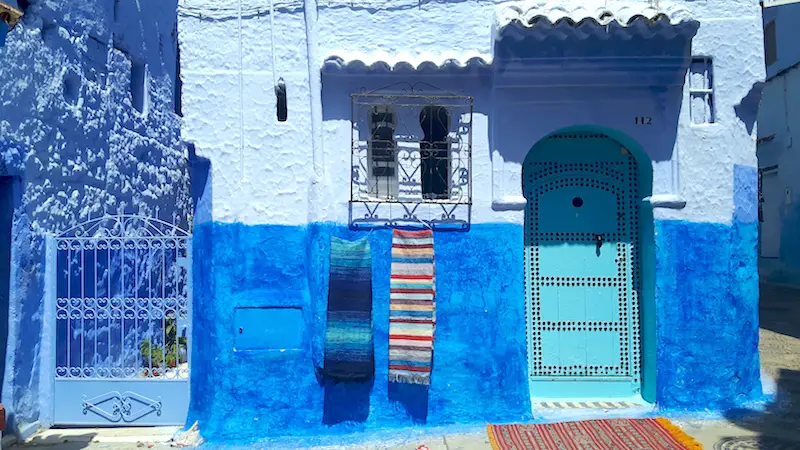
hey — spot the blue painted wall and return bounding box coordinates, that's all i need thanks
[189,218,761,441]
[655,165,760,409]
[654,219,760,408]
[189,222,532,441]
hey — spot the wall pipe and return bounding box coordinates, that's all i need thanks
[304,0,324,181]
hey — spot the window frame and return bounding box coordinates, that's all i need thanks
[688,56,715,125]
[764,20,778,67]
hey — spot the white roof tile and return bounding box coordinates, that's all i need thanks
[495,1,699,40]
[322,50,493,73]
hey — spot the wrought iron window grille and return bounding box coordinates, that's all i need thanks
[349,82,473,230]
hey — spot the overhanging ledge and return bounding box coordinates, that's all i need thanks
[492,194,688,211]
[494,0,700,41]
[322,51,493,75]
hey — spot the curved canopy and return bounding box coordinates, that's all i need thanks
[322,50,492,74]
[494,1,700,41]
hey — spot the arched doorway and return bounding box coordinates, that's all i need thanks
[522,127,653,402]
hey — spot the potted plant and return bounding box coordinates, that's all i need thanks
[139,318,188,377]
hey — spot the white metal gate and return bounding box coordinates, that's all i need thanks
[49,215,191,425]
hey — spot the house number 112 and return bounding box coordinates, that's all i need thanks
[635,116,652,125]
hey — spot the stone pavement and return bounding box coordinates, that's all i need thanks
[7,282,800,450]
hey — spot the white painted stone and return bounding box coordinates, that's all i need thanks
[179,0,765,226]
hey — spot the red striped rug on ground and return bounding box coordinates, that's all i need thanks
[487,418,702,450]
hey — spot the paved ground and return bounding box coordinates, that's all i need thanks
[7,282,800,449]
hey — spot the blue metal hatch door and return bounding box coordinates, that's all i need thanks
[50,215,192,425]
[524,133,642,400]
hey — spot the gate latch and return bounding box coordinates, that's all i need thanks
[595,234,604,253]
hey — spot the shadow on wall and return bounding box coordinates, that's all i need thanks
[490,35,690,166]
[187,142,211,421]
[321,378,373,425]
[0,177,14,402]
[388,382,429,423]
[321,34,691,219]
[735,82,765,136]
[189,144,212,225]
[318,379,430,425]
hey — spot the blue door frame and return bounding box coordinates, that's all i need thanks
[523,131,646,401]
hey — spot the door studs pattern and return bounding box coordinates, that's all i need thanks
[523,151,641,381]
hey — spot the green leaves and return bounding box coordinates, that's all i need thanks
[138,318,187,375]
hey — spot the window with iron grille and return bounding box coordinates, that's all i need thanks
[689,57,714,124]
[350,83,472,229]
[765,20,777,67]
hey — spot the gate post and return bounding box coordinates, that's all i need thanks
[38,235,56,429]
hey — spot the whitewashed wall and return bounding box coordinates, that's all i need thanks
[179,0,765,227]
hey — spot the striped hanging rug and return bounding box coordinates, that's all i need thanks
[388,229,436,385]
[487,418,702,450]
[323,236,374,381]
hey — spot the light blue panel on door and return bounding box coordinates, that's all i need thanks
[538,243,619,278]
[537,186,619,234]
[585,331,622,369]
[558,331,588,367]
[540,285,618,323]
[540,331,562,368]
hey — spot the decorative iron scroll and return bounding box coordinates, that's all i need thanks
[55,215,191,381]
[350,82,472,229]
[82,391,162,423]
[57,215,190,239]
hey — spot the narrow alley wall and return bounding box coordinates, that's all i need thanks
[757,2,800,286]
[0,0,189,436]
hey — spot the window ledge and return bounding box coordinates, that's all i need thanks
[645,194,687,209]
[352,197,466,204]
[490,195,686,210]
[492,196,527,211]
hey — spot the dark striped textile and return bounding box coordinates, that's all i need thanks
[323,236,374,381]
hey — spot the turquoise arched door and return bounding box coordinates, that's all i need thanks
[523,132,642,400]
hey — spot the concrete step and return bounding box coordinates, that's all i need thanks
[21,427,180,445]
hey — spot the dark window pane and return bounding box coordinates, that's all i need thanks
[419,106,450,199]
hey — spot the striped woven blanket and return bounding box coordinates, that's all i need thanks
[323,236,374,381]
[388,229,436,385]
